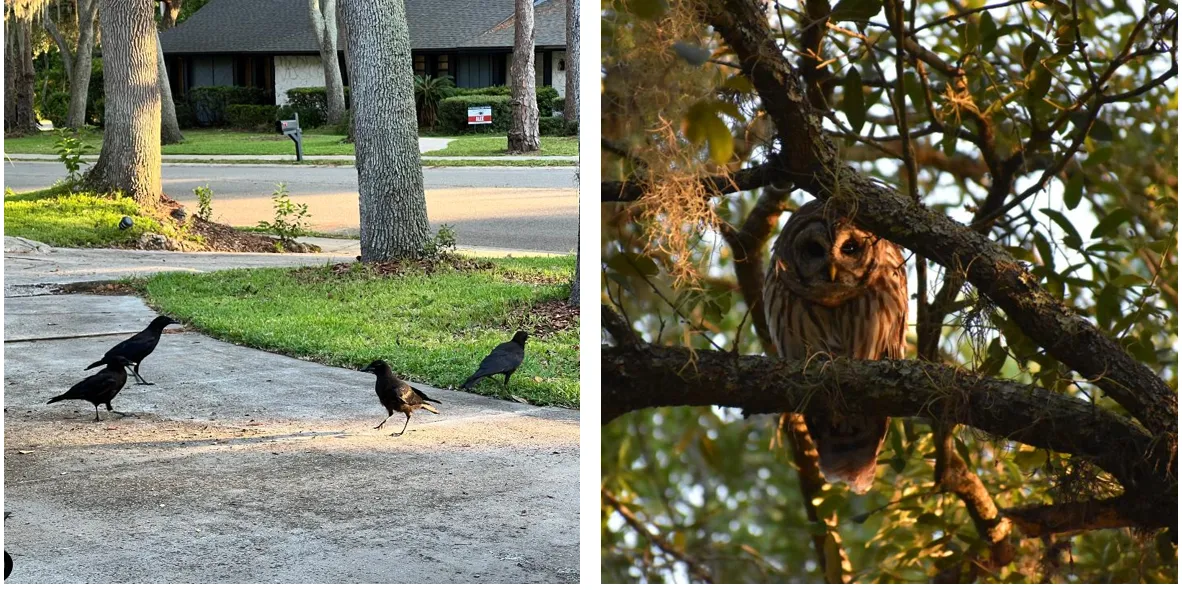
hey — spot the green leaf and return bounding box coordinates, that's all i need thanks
[721,74,754,94]
[1032,232,1054,267]
[978,337,1008,377]
[1022,41,1041,70]
[1110,274,1147,287]
[961,21,980,56]
[842,67,867,133]
[903,71,925,110]
[830,0,884,22]
[1086,146,1113,166]
[1062,172,1084,210]
[606,252,660,277]
[684,101,735,165]
[1090,208,1135,239]
[1025,63,1052,101]
[979,11,999,54]
[1039,208,1083,249]
[628,0,667,20]
[1089,119,1115,141]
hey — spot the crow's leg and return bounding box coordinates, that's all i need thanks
[374,415,391,430]
[131,363,153,386]
[93,405,102,422]
[392,414,411,437]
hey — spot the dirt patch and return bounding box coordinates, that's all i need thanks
[129,198,321,254]
[57,281,143,296]
[291,256,495,282]
[502,299,579,338]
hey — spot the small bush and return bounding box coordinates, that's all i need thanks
[174,100,197,128]
[452,85,512,97]
[194,185,213,221]
[53,130,93,190]
[188,86,269,126]
[414,74,456,129]
[539,116,566,137]
[437,95,513,134]
[564,118,579,137]
[41,91,70,126]
[536,86,560,114]
[285,86,351,129]
[225,104,279,130]
[422,224,459,261]
[256,183,310,250]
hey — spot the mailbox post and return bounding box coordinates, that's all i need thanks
[276,113,304,162]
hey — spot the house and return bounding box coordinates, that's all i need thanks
[159,0,569,106]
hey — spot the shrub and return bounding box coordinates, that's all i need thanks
[53,130,93,190]
[188,86,269,126]
[453,85,512,97]
[256,183,310,251]
[225,104,279,130]
[536,86,559,114]
[285,86,351,129]
[539,115,566,136]
[41,91,70,126]
[437,95,513,134]
[414,74,456,129]
[174,100,197,129]
[194,185,214,221]
[564,118,579,137]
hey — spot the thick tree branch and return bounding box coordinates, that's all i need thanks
[1003,498,1138,537]
[694,0,1176,442]
[600,342,1175,531]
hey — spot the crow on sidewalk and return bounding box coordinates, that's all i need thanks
[461,331,529,393]
[360,360,442,437]
[48,356,134,421]
[85,316,177,385]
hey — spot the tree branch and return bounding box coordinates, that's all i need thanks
[603,488,715,583]
[697,0,1176,441]
[600,342,1175,532]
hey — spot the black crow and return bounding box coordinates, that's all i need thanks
[360,360,442,436]
[461,330,529,392]
[4,511,10,581]
[48,356,133,421]
[85,316,177,385]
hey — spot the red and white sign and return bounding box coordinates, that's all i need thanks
[467,106,492,125]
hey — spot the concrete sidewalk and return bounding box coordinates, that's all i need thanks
[2,248,580,583]
[5,153,579,163]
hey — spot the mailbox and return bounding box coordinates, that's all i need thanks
[276,113,304,162]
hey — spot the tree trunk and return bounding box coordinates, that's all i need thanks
[14,18,38,133]
[337,5,355,142]
[157,30,184,144]
[44,0,99,129]
[160,0,182,28]
[339,0,430,261]
[569,228,580,305]
[308,0,346,126]
[84,0,161,206]
[507,0,539,153]
[564,0,578,124]
[5,19,17,133]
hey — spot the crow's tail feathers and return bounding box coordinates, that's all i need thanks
[84,358,105,370]
[411,386,443,404]
[461,371,490,390]
[46,393,71,405]
[420,402,441,415]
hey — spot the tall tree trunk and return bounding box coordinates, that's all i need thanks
[507,0,539,153]
[84,0,161,206]
[337,4,355,142]
[14,17,38,133]
[564,0,578,124]
[5,18,17,132]
[156,30,184,144]
[45,0,99,129]
[339,0,430,261]
[160,0,181,28]
[570,228,580,305]
[308,0,345,126]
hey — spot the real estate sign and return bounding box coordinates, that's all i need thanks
[467,106,493,125]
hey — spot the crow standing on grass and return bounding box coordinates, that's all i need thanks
[85,316,177,385]
[462,331,529,392]
[47,356,134,421]
[360,360,443,437]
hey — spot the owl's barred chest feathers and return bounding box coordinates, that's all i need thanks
[762,200,910,494]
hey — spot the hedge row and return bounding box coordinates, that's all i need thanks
[285,86,352,129]
[437,95,574,135]
[188,86,269,126]
[225,105,279,130]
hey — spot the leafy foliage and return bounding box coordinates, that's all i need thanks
[52,129,93,190]
[194,184,213,221]
[602,0,1177,583]
[414,74,457,129]
[255,183,309,249]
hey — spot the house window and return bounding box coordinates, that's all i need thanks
[414,54,426,76]
[437,54,449,77]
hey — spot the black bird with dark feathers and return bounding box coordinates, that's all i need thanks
[48,356,134,421]
[461,330,529,392]
[85,316,177,385]
[360,360,442,436]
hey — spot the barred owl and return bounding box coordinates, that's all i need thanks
[763,200,909,494]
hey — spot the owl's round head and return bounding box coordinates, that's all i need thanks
[769,200,896,307]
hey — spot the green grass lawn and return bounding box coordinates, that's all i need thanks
[5,129,579,158]
[423,136,580,157]
[143,257,579,408]
[4,185,164,247]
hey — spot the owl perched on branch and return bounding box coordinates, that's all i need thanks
[763,199,909,494]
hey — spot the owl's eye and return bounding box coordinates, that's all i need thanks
[840,239,861,256]
[803,241,826,258]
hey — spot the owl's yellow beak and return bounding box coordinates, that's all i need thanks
[829,263,837,282]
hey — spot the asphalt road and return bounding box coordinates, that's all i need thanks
[3,161,578,253]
